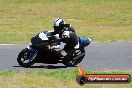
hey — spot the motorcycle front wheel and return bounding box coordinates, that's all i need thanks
[17,48,36,67]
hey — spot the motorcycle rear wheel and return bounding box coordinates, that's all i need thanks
[63,48,85,67]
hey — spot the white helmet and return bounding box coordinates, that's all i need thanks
[53,18,65,26]
[53,18,65,33]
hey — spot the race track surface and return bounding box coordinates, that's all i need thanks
[0,42,132,71]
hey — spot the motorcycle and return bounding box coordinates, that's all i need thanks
[17,31,92,67]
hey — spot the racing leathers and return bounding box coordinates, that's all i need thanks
[50,25,79,58]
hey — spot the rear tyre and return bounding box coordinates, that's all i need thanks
[63,48,85,67]
[17,48,35,67]
[72,48,85,65]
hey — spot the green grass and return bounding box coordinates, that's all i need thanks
[0,70,132,88]
[0,0,132,43]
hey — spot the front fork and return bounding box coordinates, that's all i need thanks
[27,45,38,60]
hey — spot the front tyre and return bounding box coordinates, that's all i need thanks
[17,48,35,67]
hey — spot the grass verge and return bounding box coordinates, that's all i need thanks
[0,0,132,43]
[0,70,132,88]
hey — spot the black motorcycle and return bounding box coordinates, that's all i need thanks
[17,31,92,67]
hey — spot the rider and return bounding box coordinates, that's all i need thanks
[49,18,79,58]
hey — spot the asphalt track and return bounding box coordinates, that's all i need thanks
[0,42,132,71]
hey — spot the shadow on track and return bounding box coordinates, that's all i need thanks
[13,65,77,69]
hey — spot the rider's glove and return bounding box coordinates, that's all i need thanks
[50,46,55,50]
[47,45,55,50]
